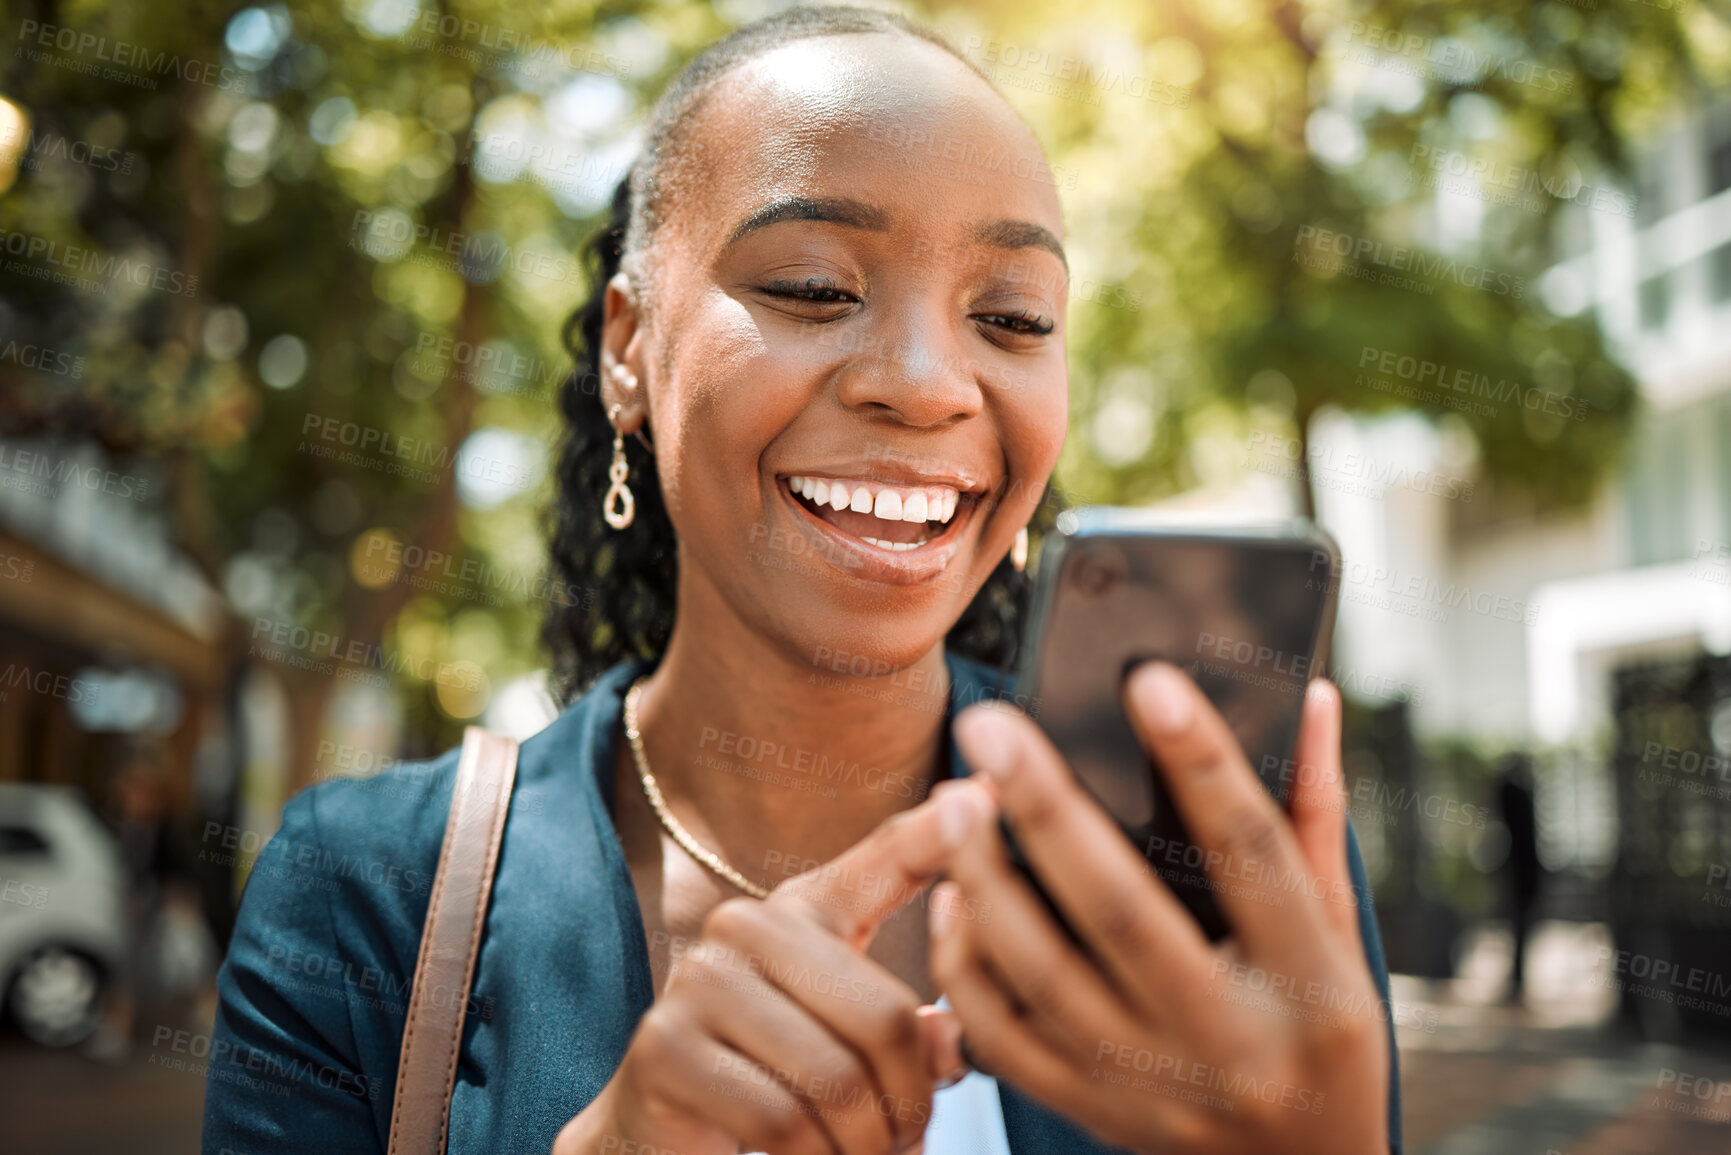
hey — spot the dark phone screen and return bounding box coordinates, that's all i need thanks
[1017,532,1336,942]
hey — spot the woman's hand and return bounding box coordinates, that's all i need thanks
[929,662,1389,1155]
[554,779,990,1155]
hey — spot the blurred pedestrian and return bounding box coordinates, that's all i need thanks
[86,747,187,1060]
[1497,753,1541,1002]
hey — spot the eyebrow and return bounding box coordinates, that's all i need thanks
[724,196,1069,271]
[974,217,1068,272]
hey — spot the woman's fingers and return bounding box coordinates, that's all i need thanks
[938,800,1179,1063]
[1119,662,1334,968]
[672,942,898,1153]
[926,881,1094,1120]
[623,1009,839,1155]
[777,778,996,951]
[917,1004,967,1087]
[702,896,934,1151]
[1283,679,1366,944]
[952,702,1217,1012]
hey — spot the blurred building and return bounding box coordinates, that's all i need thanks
[0,437,226,806]
[1299,89,1731,1023]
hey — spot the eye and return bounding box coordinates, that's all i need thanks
[975,309,1056,339]
[761,277,858,308]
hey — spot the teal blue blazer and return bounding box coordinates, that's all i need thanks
[202,655,1402,1153]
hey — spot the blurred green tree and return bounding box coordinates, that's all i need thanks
[0,0,1717,766]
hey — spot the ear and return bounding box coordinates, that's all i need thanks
[599,271,648,434]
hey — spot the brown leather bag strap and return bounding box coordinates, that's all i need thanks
[387,726,520,1155]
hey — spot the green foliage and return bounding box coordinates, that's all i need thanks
[0,0,1715,727]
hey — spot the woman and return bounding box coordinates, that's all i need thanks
[202,7,1400,1154]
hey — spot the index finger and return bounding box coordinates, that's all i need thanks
[1121,662,1333,966]
[778,778,996,950]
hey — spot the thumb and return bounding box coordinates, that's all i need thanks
[777,778,996,951]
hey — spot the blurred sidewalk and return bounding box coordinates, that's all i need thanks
[0,988,213,1155]
[4,922,1729,1154]
[1400,920,1731,1155]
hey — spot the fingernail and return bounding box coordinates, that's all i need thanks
[918,1004,969,1087]
[936,786,984,851]
[1132,662,1193,735]
[955,707,1014,783]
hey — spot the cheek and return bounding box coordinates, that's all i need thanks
[653,295,802,527]
[1002,375,1069,509]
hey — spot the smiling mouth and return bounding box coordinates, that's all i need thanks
[781,475,968,552]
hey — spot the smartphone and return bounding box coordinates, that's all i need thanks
[1007,506,1341,943]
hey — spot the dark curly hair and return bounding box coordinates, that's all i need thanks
[540,5,1062,705]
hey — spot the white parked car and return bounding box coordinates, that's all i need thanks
[0,784,126,1047]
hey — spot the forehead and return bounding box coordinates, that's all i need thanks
[668,33,1065,251]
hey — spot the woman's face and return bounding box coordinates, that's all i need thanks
[605,33,1069,673]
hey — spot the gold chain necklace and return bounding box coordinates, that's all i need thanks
[623,676,771,900]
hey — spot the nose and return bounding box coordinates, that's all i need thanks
[831,310,987,428]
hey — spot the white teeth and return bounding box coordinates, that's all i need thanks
[863,537,921,552]
[788,475,964,527]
